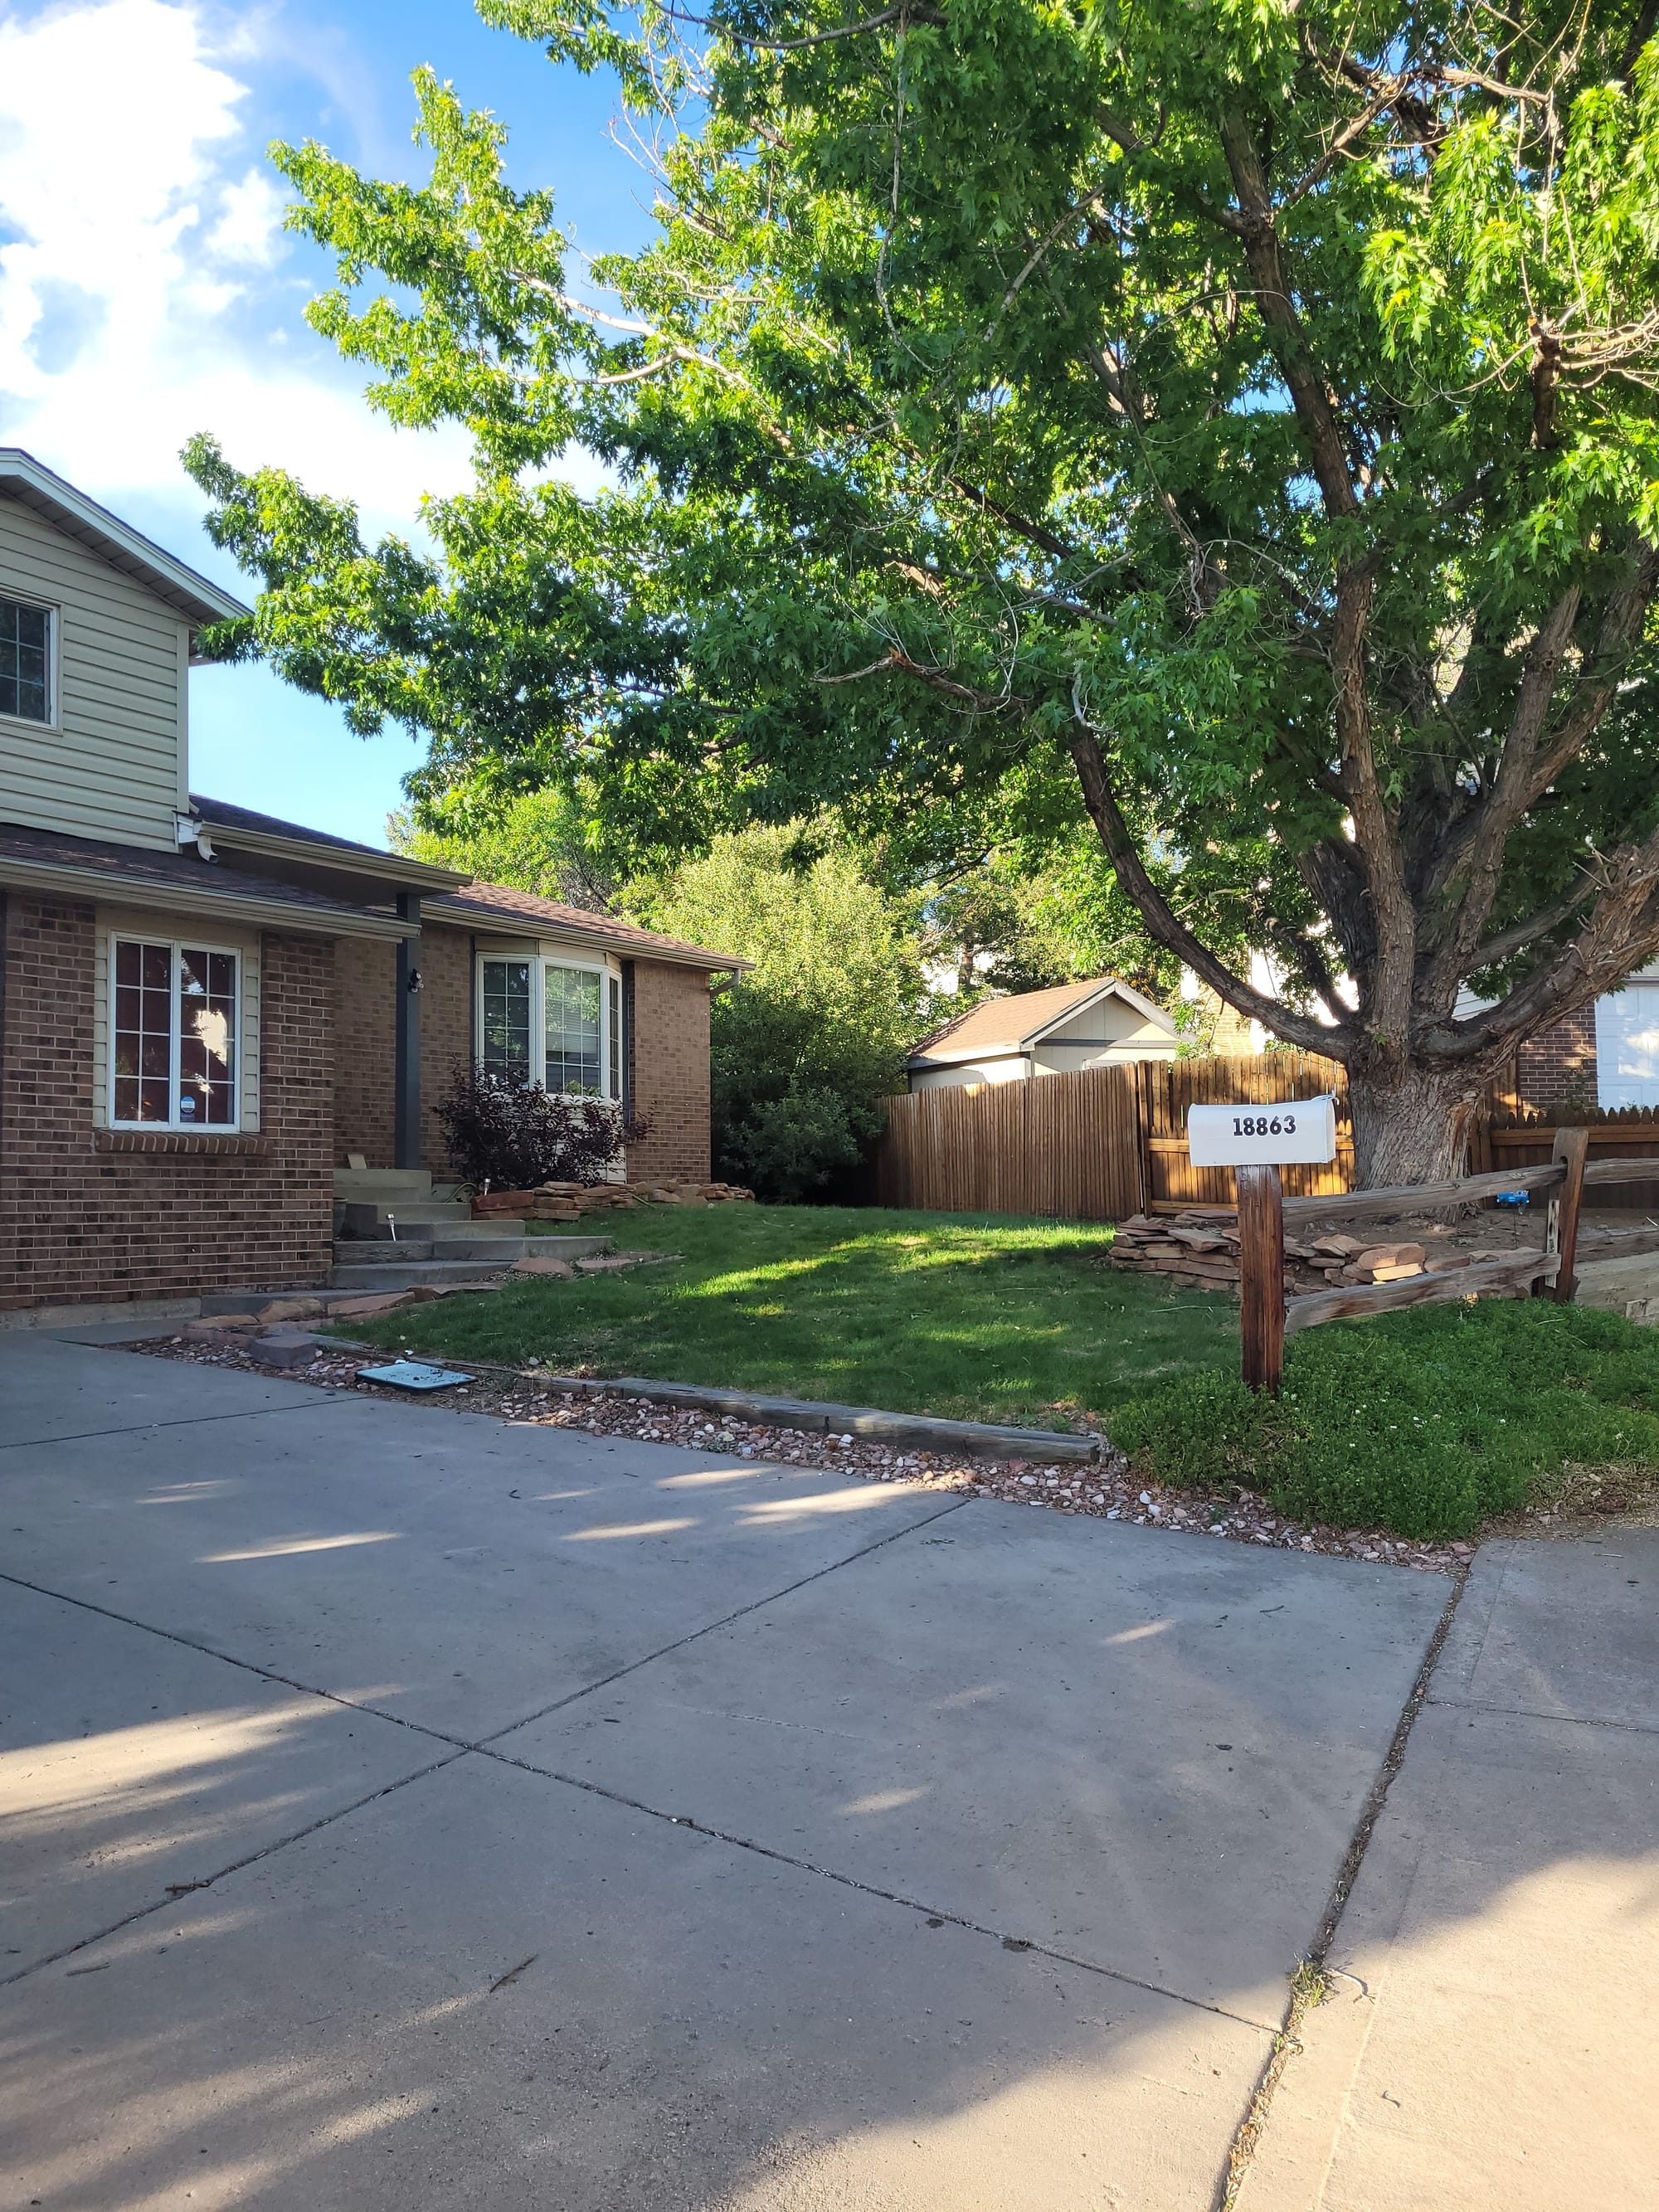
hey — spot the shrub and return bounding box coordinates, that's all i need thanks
[1112,1300,1659,1541]
[625,825,922,1201]
[721,1083,872,1203]
[436,1063,647,1191]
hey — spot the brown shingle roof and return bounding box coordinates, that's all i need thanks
[425,882,747,971]
[908,977,1168,1064]
[0,821,411,938]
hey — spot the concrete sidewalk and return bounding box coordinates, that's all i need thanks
[1239,1531,1659,2211]
[13,1333,1642,2207]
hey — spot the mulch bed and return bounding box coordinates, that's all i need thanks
[126,1334,1471,1575]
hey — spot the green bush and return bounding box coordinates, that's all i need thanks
[1112,1300,1659,1540]
[625,825,922,1200]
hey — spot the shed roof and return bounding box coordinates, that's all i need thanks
[907,976,1175,1067]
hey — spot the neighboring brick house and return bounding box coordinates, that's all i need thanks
[0,450,738,1314]
[1511,983,1659,1115]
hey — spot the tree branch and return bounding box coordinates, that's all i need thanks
[1466,868,1601,975]
[1417,584,1582,1009]
[816,645,1030,717]
[1067,705,1345,1055]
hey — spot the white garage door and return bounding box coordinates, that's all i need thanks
[1595,985,1659,1106]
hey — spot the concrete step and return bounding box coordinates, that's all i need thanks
[326,1259,517,1292]
[326,1237,611,1292]
[334,1199,477,1236]
[333,1169,434,1201]
[332,1225,532,1263]
[331,1237,534,1265]
[329,1231,610,1275]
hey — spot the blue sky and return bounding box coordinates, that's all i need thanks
[0,0,651,842]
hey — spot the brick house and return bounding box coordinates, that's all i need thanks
[0,450,739,1315]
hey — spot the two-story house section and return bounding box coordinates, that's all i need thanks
[0,451,740,1317]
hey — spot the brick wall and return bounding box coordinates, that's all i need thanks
[333,936,397,1165]
[626,959,713,1183]
[419,932,715,1182]
[1516,1004,1598,1112]
[0,893,335,1311]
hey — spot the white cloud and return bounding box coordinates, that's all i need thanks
[0,0,472,534]
[205,168,287,268]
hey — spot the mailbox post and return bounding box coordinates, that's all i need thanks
[1187,1099,1339,1395]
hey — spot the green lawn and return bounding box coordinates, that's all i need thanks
[347,1203,1238,1429]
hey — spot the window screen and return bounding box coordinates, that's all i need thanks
[0,598,50,723]
[113,941,237,1127]
[546,965,601,1094]
[480,960,532,1080]
[178,948,237,1125]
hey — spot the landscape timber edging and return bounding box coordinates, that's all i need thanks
[533,1373,1103,1462]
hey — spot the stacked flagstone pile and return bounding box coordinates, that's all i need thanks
[472,1179,754,1222]
[1105,1212,1511,1294]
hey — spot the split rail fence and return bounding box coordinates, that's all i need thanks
[874,1055,1659,1223]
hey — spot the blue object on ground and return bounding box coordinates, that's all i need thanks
[1493,1191,1531,1208]
[356,1360,474,1393]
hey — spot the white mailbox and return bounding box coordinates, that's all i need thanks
[1187,1097,1337,1169]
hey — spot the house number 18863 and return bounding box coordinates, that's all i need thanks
[1232,1114,1296,1137]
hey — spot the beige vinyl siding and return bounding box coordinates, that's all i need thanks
[92,907,262,1130]
[0,499,187,851]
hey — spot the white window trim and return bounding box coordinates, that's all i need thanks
[108,933,244,1133]
[0,592,59,733]
[475,950,623,1102]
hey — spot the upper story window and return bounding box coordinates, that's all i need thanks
[479,955,621,1100]
[111,937,239,1129]
[0,596,52,724]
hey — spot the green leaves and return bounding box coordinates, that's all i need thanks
[185,0,1659,1125]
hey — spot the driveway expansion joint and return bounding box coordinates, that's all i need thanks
[478,1494,970,1745]
[1216,1558,1472,2210]
[0,1751,467,1990]
[0,1395,351,1455]
[1427,1690,1659,1737]
[475,1741,1283,2035]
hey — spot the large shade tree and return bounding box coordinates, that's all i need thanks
[188,0,1659,1182]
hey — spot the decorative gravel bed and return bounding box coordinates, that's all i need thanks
[128,1334,1469,1575]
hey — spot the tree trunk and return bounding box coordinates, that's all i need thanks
[1348,1062,1486,1190]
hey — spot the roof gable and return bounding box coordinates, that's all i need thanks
[908,977,1175,1065]
[0,450,246,630]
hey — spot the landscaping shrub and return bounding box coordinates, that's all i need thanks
[720,1082,870,1203]
[625,825,921,1201]
[1112,1300,1659,1540]
[437,1062,646,1191]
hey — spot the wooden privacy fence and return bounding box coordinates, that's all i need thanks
[877,1057,1659,1224]
[874,1062,1148,1221]
[875,1053,1350,1222]
[1472,1103,1659,1208]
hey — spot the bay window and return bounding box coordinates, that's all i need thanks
[111,937,239,1129]
[479,954,621,1100]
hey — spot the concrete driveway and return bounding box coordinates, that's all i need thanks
[0,1330,1598,2210]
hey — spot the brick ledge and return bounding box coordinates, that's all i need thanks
[91,1129,272,1159]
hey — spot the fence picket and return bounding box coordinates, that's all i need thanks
[873,1057,1659,1223]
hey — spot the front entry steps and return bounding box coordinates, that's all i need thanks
[330,1166,610,1291]
[328,1240,610,1294]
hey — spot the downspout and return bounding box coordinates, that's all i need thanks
[393,891,421,1169]
[621,957,636,1122]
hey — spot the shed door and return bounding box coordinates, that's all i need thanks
[1594,987,1659,1106]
